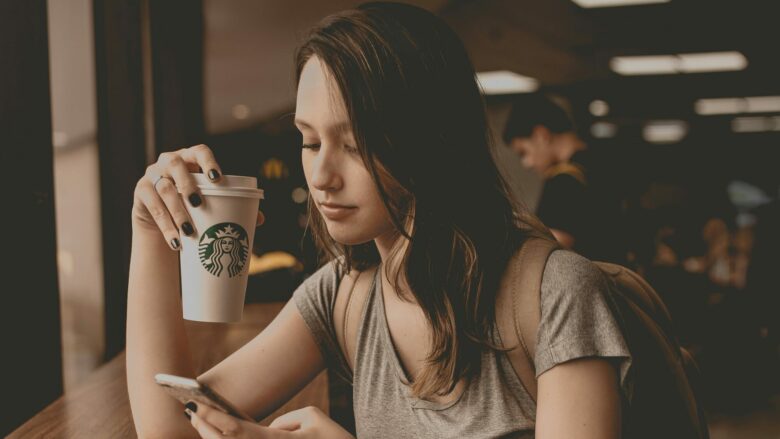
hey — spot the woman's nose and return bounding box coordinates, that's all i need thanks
[309,145,342,192]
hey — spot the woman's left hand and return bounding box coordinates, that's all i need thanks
[186,403,355,439]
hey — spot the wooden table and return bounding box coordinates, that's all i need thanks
[9,303,329,438]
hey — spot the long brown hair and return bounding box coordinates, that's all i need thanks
[294,2,550,398]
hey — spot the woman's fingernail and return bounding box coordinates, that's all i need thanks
[184,410,191,420]
[170,238,180,250]
[208,169,220,181]
[188,193,202,207]
[185,401,198,413]
[181,222,194,236]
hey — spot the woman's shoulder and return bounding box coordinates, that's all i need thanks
[542,249,606,295]
[290,260,344,312]
[540,250,612,336]
[535,249,633,396]
[296,259,342,296]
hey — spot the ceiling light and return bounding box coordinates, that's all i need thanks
[571,0,670,7]
[696,96,780,115]
[731,116,780,133]
[610,55,678,75]
[643,120,688,144]
[745,96,780,113]
[694,98,745,115]
[589,100,610,116]
[731,116,770,133]
[476,70,538,95]
[677,51,747,73]
[591,122,617,138]
[611,51,748,75]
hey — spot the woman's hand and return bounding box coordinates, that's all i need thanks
[266,406,355,438]
[131,144,264,250]
[186,403,355,439]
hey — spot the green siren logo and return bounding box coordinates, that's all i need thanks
[198,223,249,278]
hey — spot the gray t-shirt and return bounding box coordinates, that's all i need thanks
[293,250,633,438]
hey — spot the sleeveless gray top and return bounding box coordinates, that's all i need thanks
[293,250,633,438]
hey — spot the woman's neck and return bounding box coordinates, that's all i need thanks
[374,228,400,264]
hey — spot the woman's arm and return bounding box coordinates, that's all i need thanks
[126,144,326,439]
[127,224,326,438]
[535,357,622,439]
[196,298,326,422]
[126,225,200,439]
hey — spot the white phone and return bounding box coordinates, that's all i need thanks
[154,373,255,422]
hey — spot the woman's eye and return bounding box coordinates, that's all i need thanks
[344,144,359,154]
[301,142,358,154]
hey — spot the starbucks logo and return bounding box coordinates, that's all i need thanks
[198,223,249,278]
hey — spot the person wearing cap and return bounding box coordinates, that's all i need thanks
[502,94,626,265]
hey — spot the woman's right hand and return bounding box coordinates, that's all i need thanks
[132,144,221,250]
[132,144,263,250]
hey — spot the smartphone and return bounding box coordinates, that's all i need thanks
[154,373,255,422]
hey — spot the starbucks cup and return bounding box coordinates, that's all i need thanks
[178,173,264,322]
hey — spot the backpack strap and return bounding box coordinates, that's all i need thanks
[334,264,379,373]
[496,238,559,403]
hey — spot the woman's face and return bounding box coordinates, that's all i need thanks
[295,56,395,246]
[220,239,234,252]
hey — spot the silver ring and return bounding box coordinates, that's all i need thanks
[153,174,170,191]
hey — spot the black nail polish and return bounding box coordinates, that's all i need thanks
[188,193,202,207]
[170,238,180,250]
[185,401,198,413]
[208,169,220,181]
[181,222,194,236]
[184,410,191,420]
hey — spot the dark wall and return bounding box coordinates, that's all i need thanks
[0,0,63,434]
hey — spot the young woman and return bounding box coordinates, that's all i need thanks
[127,3,632,438]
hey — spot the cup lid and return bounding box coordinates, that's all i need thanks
[191,172,257,189]
[182,172,264,199]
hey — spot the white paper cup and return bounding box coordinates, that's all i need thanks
[178,173,264,322]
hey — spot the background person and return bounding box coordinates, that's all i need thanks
[502,94,627,265]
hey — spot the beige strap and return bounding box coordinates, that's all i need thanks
[333,268,356,372]
[496,238,558,403]
[334,265,378,374]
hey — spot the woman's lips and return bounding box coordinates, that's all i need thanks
[319,203,357,220]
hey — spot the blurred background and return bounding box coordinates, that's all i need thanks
[3,0,779,437]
